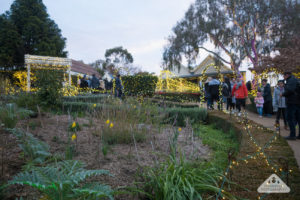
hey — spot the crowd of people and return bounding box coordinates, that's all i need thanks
[78,73,123,98]
[201,71,300,140]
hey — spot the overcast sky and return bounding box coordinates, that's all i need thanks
[0,0,199,74]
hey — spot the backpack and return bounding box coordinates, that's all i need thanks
[222,83,230,97]
[296,78,300,99]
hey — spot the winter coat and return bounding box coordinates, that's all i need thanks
[283,75,300,105]
[204,82,211,98]
[254,96,264,108]
[208,79,220,98]
[273,87,286,112]
[91,76,100,89]
[232,82,248,99]
[262,84,272,102]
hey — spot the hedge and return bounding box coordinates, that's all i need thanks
[63,94,110,103]
[163,107,207,126]
[122,75,158,97]
[153,92,201,102]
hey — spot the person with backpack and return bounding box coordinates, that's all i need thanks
[282,72,300,140]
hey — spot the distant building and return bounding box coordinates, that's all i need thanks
[70,60,100,78]
[171,55,234,80]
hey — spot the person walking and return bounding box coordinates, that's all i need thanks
[80,75,88,89]
[222,77,231,111]
[114,74,123,98]
[230,78,236,113]
[273,80,288,129]
[91,74,100,90]
[282,72,300,140]
[254,91,264,118]
[232,77,248,116]
[262,79,273,117]
[208,76,221,110]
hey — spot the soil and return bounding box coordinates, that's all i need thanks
[2,113,210,200]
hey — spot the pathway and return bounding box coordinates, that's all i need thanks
[245,111,300,168]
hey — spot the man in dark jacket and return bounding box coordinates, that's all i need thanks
[91,74,100,90]
[208,76,220,110]
[262,79,272,117]
[282,72,300,140]
[114,74,123,98]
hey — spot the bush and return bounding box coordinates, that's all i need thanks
[9,160,113,200]
[9,128,51,165]
[14,92,39,112]
[0,104,33,128]
[102,128,146,145]
[35,69,64,108]
[63,94,110,103]
[122,75,158,97]
[141,156,235,200]
[163,107,207,126]
[153,92,201,102]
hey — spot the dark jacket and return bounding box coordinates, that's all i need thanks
[91,76,100,89]
[262,83,272,102]
[283,75,300,105]
[208,79,220,98]
[80,79,88,88]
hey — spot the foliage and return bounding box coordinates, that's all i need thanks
[153,92,200,102]
[0,13,23,69]
[12,71,36,91]
[9,160,113,200]
[163,0,300,71]
[149,98,199,108]
[141,156,235,200]
[63,94,110,103]
[101,127,146,145]
[14,92,39,112]
[0,103,33,128]
[163,107,207,126]
[35,69,64,108]
[122,75,158,97]
[9,128,51,165]
[0,0,67,69]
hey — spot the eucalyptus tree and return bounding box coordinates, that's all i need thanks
[163,0,300,72]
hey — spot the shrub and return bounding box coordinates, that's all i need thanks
[63,94,110,103]
[141,156,235,200]
[9,160,113,200]
[122,75,158,97]
[0,104,33,128]
[9,129,51,165]
[35,69,64,108]
[102,128,146,145]
[14,92,39,112]
[153,92,201,102]
[163,107,207,126]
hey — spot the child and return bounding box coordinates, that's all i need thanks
[255,92,264,118]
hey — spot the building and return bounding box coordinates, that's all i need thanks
[171,55,234,81]
[70,59,100,78]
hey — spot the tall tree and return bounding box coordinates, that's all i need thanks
[0,0,67,69]
[163,0,300,72]
[104,46,135,75]
[0,13,23,69]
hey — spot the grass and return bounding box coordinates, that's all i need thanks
[137,124,240,200]
[209,111,300,200]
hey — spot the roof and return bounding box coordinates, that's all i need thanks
[192,55,232,75]
[71,60,100,77]
[170,55,233,78]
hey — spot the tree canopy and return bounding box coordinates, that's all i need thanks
[0,0,67,70]
[163,0,300,72]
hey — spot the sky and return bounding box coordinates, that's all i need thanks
[0,0,197,74]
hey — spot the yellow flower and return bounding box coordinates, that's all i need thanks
[72,122,76,128]
[93,104,96,108]
[109,122,114,128]
[178,127,182,132]
[106,120,110,124]
[133,105,136,108]
[71,134,77,141]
